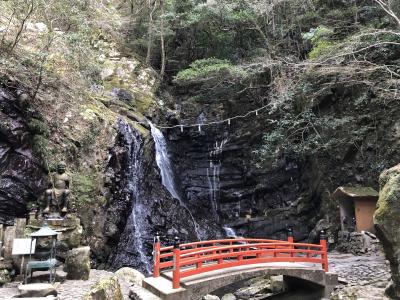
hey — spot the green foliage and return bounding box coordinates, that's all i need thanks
[303,26,338,59]
[308,40,337,59]
[173,58,247,84]
[302,26,334,44]
[255,92,358,164]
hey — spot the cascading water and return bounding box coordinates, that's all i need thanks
[207,139,227,221]
[149,122,204,239]
[223,226,238,238]
[111,119,152,273]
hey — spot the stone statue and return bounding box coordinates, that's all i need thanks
[44,162,70,215]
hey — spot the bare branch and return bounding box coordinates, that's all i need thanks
[374,0,400,27]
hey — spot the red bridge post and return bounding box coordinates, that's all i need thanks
[287,227,294,243]
[287,227,294,259]
[153,233,160,278]
[172,236,181,289]
[320,230,329,272]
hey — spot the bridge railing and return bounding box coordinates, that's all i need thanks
[152,231,328,289]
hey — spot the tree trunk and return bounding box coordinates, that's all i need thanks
[160,0,166,78]
[146,0,158,65]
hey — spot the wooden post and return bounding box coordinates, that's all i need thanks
[153,234,160,278]
[320,230,329,272]
[172,236,181,289]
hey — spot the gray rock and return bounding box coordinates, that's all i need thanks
[82,275,122,300]
[221,293,236,300]
[203,295,220,300]
[270,275,284,293]
[115,267,144,286]
[17,283,57,297]
[64,246,90,280]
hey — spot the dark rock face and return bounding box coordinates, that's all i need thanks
[166,121,317,241]
[0,87,46,224]
[160,71,400,242]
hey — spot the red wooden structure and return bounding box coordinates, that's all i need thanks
[153,231,329,289]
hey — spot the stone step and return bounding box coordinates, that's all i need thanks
[129,285,162,300]
[142,277,189,300]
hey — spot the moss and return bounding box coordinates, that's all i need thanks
[135,93,155,113]
[71,172,102,210]
[83,276,122,300]
[31,135,51,161]
[27,118,50,137]
[308,40,337,59]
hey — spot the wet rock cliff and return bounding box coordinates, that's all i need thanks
[0,85,47,224]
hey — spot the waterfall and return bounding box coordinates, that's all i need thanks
[111,120,152,273]
[223,226,238,238]
[149,122,204,239]
[207,139,227,221]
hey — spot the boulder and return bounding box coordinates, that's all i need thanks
[234,276,271,299]
[221,293,236,300]
[82,275,122,300]
[64,246,90,280]
[374,164,400,299]
[17,283,57,297]
[115,267,144,286]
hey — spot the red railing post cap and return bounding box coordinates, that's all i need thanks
[174,236,180,249]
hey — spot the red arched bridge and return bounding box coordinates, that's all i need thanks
[142,232,338,300]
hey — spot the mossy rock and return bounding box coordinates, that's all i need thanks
[82,276,122,300]
[0,269,11,286]
[374,164,400,298]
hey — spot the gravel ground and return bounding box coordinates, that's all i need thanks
[0,269,131,300]
[329,251,391,299]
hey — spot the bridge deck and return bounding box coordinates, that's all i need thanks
[143,262,330,300]
[162,261,320,284]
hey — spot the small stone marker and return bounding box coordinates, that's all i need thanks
[3,225,16,259]
[15,218,27,238]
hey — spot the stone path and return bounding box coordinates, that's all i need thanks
[329,251,391,299]
[0,269,131,300]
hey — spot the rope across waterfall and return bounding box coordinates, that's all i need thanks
[149,103,272,131]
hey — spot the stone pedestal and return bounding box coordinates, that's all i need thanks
[27,214,83,259]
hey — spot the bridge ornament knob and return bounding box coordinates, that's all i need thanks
[173,236,180,249]
[287,227,293,237]
[320,230,326,240]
